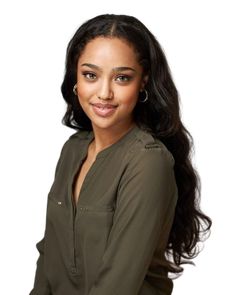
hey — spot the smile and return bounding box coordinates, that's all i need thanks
[91,103,118,117]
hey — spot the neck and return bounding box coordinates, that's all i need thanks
[90,121,136,156]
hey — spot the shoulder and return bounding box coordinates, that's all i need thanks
[59,129,92,152]
[68,129,92,141]
[128,127,175,167]
[118,128,177,200]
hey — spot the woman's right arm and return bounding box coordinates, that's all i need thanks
[29,139,70,295]
[29,238,52,295]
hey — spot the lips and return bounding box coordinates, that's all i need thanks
[91,103,118,109]
[91,103,118,117]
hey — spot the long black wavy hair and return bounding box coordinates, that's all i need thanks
[61,14,212,274]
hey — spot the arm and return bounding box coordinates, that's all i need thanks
[29,238,51,295]
[88,146,178,295]
[29,140,70,295]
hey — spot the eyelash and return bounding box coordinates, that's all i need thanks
[82,72,97,80]
[116,75,131,82]
[81,72,132,83]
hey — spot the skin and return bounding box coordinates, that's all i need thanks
[76,36,148,156]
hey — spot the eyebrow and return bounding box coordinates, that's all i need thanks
[81,63,136,73]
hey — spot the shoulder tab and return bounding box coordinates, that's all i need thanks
[135,129,162,149]
[136,130,155,145]
[136,129,175,164]
[145,142,162,149]
[145,139,175,165]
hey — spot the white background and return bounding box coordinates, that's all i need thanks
[0,0,235,294]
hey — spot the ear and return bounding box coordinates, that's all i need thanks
[140,74,149,90]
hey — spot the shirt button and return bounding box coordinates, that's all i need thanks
[57,201,62,205]
[71,267,77,274]
[79,207,88,211]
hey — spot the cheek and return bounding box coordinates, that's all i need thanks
[77,83,91,100]
[117,86,140,108]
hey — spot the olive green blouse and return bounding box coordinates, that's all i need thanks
[30,125,178,295]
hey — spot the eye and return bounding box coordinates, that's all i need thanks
[115,75,132,83]
[82,72,97,81]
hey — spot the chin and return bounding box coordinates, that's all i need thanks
[91,120,116,130]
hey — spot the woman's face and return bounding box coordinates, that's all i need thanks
[76,37,148,132]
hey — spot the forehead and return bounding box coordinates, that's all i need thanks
[78,37,141,68]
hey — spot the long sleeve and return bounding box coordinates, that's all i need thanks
[88,146,178,295]
[29,238,52,295]
[29,140,70,295]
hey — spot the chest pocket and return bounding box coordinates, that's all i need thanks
[77,204,115,237]
[76,204,115,247]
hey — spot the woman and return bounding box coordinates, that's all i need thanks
[30,14,212,295]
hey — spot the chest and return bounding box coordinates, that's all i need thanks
[73,158,94,205]
[49,147,129,212]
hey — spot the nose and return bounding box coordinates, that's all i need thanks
[97,79,113,100]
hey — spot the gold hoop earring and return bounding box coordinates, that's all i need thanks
[139,89,148,103]
[73,84,77,95]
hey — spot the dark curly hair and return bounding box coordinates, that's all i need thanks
[61,14,212,274]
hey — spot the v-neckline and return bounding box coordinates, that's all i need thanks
[73,144,96,207]
[71,136,95,210]
[70,124,139,210]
